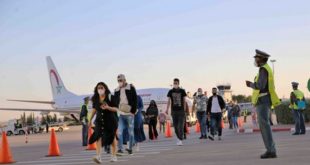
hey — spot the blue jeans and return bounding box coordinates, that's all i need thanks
[256,104,276,153]
[118,115,134,151]
[232,116,238,129]
[210,113,222,136]
[82,124,88,146]
[196,111,207,136]
[293,110,306,134]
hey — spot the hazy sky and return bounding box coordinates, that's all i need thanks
[0,0,310,122]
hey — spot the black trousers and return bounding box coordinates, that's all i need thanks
[172,113,185,140]
[210,113,222,137]
[148,119,158,140]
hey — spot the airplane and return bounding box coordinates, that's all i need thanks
[0,56,174,121]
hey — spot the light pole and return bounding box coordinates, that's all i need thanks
[270,59,276,75]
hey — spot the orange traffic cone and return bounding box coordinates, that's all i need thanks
[165,121,172,138]
[46,129,61,157]
[86,127,96,150]
[221,120,225,129]
[238,118,244,129]
[195,121,200,133]
[0,132,15,164]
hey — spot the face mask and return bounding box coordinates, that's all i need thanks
[98,89,105,95]
[173,84,179,89]
[197,91,202,95]
[212,92,217,96]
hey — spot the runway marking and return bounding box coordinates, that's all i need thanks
[17,156,140,164]
[16,134,202,165]
[17,159,128,165]
[39,151,164,160]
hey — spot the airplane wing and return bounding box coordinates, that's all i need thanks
[0,108,78,114]
[7,99,55,105]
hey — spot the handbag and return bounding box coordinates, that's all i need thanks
[119,103,132,113]
[297,100,306,110]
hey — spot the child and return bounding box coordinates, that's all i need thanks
[158,110,167,134]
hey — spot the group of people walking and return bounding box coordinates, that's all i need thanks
[77,49,307,163]
[167,78,227,145]
[80,74,167,164]
[78,74,141,163]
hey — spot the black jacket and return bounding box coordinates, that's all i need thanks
[114,84,138,114]
[146,106,159,120]
[207,95,226,114]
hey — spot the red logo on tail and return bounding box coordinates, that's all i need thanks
[50,69,62,94]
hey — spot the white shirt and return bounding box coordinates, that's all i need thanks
[120,87,129,105]
[211,97,222,113]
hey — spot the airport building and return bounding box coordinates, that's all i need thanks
[217,84,232,103]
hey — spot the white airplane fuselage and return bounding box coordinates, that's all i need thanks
[0,56,173,120]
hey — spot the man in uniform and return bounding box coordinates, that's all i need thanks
[246,49,281,159]
[80,97,90,146]
[290,82,306,135]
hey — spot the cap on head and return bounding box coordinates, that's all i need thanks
[254,49,271,59]
[117,74,126,81]
[292,82,299,87]
[84,97,90,102]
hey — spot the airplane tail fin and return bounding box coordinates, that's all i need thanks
[46,56,76,100]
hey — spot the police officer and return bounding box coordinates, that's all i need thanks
[80,97,90,146]
[290,82,306,135]
[246,49,281,159]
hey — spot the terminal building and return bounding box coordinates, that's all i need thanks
[217,84,232,103]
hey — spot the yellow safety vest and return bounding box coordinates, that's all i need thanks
[251,64,281,107]
[290,89,305,110]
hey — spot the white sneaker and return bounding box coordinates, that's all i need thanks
[177,140,183,146]
[110,156,118,162]
[92,155,102,164]
[136,143,140,152]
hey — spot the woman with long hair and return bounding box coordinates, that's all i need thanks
[89,82,118,163]
[146,100,159,140]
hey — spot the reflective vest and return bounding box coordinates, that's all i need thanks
[251,64,281,107]
[290,89,305,110]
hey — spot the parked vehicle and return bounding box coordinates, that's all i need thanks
[48,122,69,132]
[27,123,45,134]
[3,119,27,136]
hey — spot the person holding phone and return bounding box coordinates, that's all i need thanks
[89,82,119,163]
[146,100,159,140]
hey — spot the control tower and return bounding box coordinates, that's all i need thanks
[217,84,232,103]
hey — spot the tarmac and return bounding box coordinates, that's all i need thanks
[2,122,310,165]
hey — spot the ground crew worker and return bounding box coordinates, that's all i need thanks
[246,49,281,159]
[290,82,306,135]
[80,97,90,146]
[243,108,248,123]
[308,78,310,92]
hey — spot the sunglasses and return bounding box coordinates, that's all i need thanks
[118,79,124,82]
[97,87,104,90]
